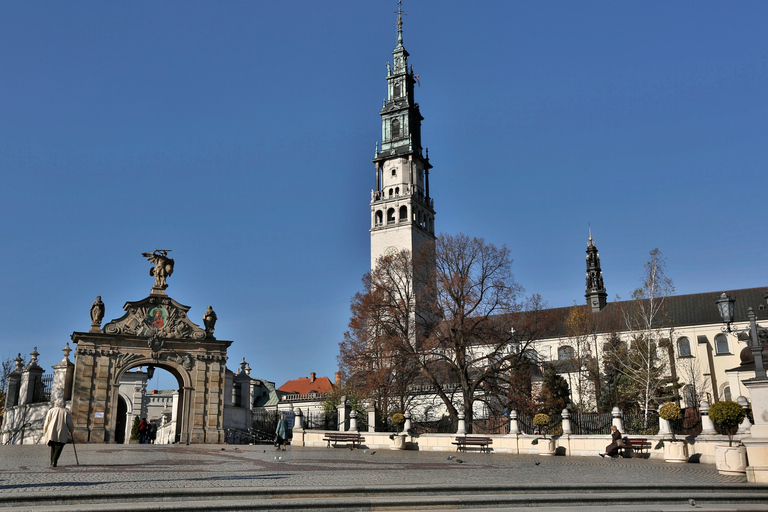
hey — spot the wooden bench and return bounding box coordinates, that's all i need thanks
[322,432,365,449]
[618,437,651,458]
[452,436,493,453]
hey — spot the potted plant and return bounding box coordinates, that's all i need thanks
[389,412,406,450]
[708,400,747,475]
[656,402,688,463]
[531,413,555,455]
[129,416,141,444]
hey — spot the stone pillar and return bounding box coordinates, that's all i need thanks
[18,348,44,406]
[509,410,520,435]
[367,406,376,433]
[742,377,768,483]
[293,408,304,430]
[612,407,624,433]
[337,397,349,432]
[349,410,358,432]
[699,399,717,435]
[737,396,752,434]
[3,354,24,409]
[51,343,74,403]
[403,412,412,434]
[561,408,572,435]
[456,413,466,435]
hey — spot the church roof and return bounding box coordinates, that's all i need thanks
[278,373,335,395]
[540,287,768,338]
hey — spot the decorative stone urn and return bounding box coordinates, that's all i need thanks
[714,444,748,475]
[537,438,556,456]
[390,434,406,451]
[663,440,688,463]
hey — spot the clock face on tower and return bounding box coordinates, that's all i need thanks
[385,246,399,257]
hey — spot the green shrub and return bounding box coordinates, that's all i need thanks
[708,400,745,446]
[129,416,140,441]
[659,402,682,421]
[533,413,550,427]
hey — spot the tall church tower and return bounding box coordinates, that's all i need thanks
[585,234,608,313]
[370,3,435,269]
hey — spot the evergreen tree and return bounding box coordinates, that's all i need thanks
[130,415,140,441]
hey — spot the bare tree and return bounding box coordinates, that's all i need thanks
[340,233,554,430]
[617,248,675,426]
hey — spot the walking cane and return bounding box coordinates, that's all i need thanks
[71,437,79,466]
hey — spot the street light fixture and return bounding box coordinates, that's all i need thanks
[715,292,768,380]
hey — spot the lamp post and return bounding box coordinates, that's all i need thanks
[715,292,767,379]
[716,291,768,483]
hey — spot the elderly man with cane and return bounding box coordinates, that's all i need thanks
[43,398,75,468]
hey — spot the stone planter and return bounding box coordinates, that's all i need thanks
[390,434,406,451]
[714,444,748,475]
[537,438,556,456]
[663,440,688,463]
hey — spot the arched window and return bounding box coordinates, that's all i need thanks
[399,205,407,220]
[387,208,395,224]
[375,211,383,226]
[391,119,400,138]
[393,83,401,98]
[388,188,393,197]
[558,346,575,360]
[715,333,730,354]
[677,337,691,357]
[683,385,696,408]
[395,187,400,195]
[391,168,397,177]
[722,385,732,401]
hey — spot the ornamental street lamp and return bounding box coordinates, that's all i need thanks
[716,292,768,380]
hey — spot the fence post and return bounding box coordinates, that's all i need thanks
[51,343,74,403]
[737,396,752,434]
[349,410,358,432]
[18,348,44,406]
[337,397,349,432]
[403,412,412,434]
[657,404,671,436]
[367,406,376,433]
[456,413,466,435]
[612,407,624,433]
[3,354,23,409]
[509,410,519,435]
[561,408,572,435]
[699,399,717,435]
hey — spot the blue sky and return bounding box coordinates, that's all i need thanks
[1,1,766,391]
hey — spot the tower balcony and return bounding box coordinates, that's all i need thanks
[371,188,434,209]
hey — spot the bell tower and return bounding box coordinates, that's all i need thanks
[370,2,435,269]
[585,233,608,313]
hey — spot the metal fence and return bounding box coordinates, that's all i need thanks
[410,416,457,434]
[304,411,338,431]
[571,412,613,435]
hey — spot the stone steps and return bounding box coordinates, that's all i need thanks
[1,484,768,511]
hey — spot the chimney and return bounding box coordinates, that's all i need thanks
[335,372,341,386]
[310,372,316,383]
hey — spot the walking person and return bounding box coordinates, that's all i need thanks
[599,425,623,458]
[275,413,289,451]
[138,417,148,444]
[43,399,74,468]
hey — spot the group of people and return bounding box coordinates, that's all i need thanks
[138,417,157,444]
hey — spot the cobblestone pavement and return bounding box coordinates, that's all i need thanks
[0,444,747,494]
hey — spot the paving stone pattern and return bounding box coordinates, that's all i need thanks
[0,444,747,495]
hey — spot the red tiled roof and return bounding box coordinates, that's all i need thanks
[278,375,334,394]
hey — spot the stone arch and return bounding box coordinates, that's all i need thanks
[70,293,232,444]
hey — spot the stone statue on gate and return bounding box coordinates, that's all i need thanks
[90,295,105,332]
[203,306,217,338]
[142,250,174,292]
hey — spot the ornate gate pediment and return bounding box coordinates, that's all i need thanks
[104,296,208,340]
